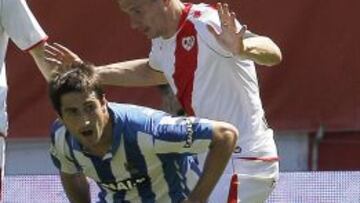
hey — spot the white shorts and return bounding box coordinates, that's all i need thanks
[198,154,279,203]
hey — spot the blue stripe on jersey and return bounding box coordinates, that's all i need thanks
[189,157,201,176]
[154,117,213,142]
[50,120,63,145]
[157,154,190,202]
[50,154,61,170]
[114,192,130,203]
[123,132,156,202]
[176,157,191,195]
[88,155,127,202]
[89,156,116,183]
[108,106,123,155]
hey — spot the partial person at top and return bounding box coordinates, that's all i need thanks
[0,0,55,196]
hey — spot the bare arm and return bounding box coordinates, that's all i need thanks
[29,42,55,81]
[208,3,282,67]
[60,172,91,203]
[242,35,282,66]
[96,59,168,86]
[185,122,238,203]
[44,43,168,86]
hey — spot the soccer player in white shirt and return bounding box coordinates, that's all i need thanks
[0,0,53,198]
[48,63,238,203]
[45,1,282,202]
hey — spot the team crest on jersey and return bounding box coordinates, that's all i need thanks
[182,36,195,51]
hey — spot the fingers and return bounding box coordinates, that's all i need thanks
[52,43,77,57]
[217,3,236,31]
[44,43,65,59]
[44,57,61,66]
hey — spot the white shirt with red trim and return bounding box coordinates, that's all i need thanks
[0,0,47,134]
[149,3,277,161]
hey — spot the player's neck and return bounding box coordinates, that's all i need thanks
[161,1,184,39]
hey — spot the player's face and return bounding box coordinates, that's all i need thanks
[117,0,166,39]
[59,91,109,149]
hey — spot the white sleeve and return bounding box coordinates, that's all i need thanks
[196,10,254,57]
[49,127,79,174]
[1,0,47,51]
[148,40,163,71]
[0,65,7,135]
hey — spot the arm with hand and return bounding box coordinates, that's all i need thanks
[60,172,91,203]
[184,121,238,203]
[95,59,168,86]
[44,43,168,86]
[29,42,56,81]
[208,3,282,66]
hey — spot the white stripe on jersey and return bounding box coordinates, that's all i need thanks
[110,137,136,202]
[136,132,172,202]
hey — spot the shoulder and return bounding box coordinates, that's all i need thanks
[188,3,220,32]
[49,120,72,156]
[50,120,66,145]
[109,102,167,126]
[182,4,231,56]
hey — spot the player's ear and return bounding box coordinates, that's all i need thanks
[57,114,64,123]
[99,95,107,105]
[99,96,108,112]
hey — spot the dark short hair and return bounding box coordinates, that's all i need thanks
[48,63,104,116]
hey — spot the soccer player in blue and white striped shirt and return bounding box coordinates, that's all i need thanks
[48,63,238,203]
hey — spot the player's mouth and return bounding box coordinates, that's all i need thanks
[81,129,94,137]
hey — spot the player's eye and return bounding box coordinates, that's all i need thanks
[84,104,96,114]
[64,108,79,116]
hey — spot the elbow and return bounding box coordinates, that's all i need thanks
[262,46,282,67]
[217,123,239,151]
[271,47,283,66]
[259,37,283,67]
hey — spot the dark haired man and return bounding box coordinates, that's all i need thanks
[48,63,238,203]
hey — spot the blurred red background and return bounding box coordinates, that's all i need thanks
[5,0,360,138]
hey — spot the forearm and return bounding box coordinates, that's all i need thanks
[29,42,54,81]
[96,59,168,86]
[241,36,282,66]
[61,173,91,203]
[187,123,238,202]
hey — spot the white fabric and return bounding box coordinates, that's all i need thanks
[149,3,277,163]
[149,3,279,202]
[0,66,7,135]
[0,0,47,134]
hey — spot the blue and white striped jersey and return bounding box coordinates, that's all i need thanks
[50,102,213,203]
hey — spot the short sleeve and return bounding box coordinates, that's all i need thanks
[0,66,7,135]
[194,7,255,57]
[151,115,214,154]
[148,39,163,71]
[49,125,79,174]
[1,0,47,51]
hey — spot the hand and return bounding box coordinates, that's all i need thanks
[44,43,84,73]
[207,3,247,57]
